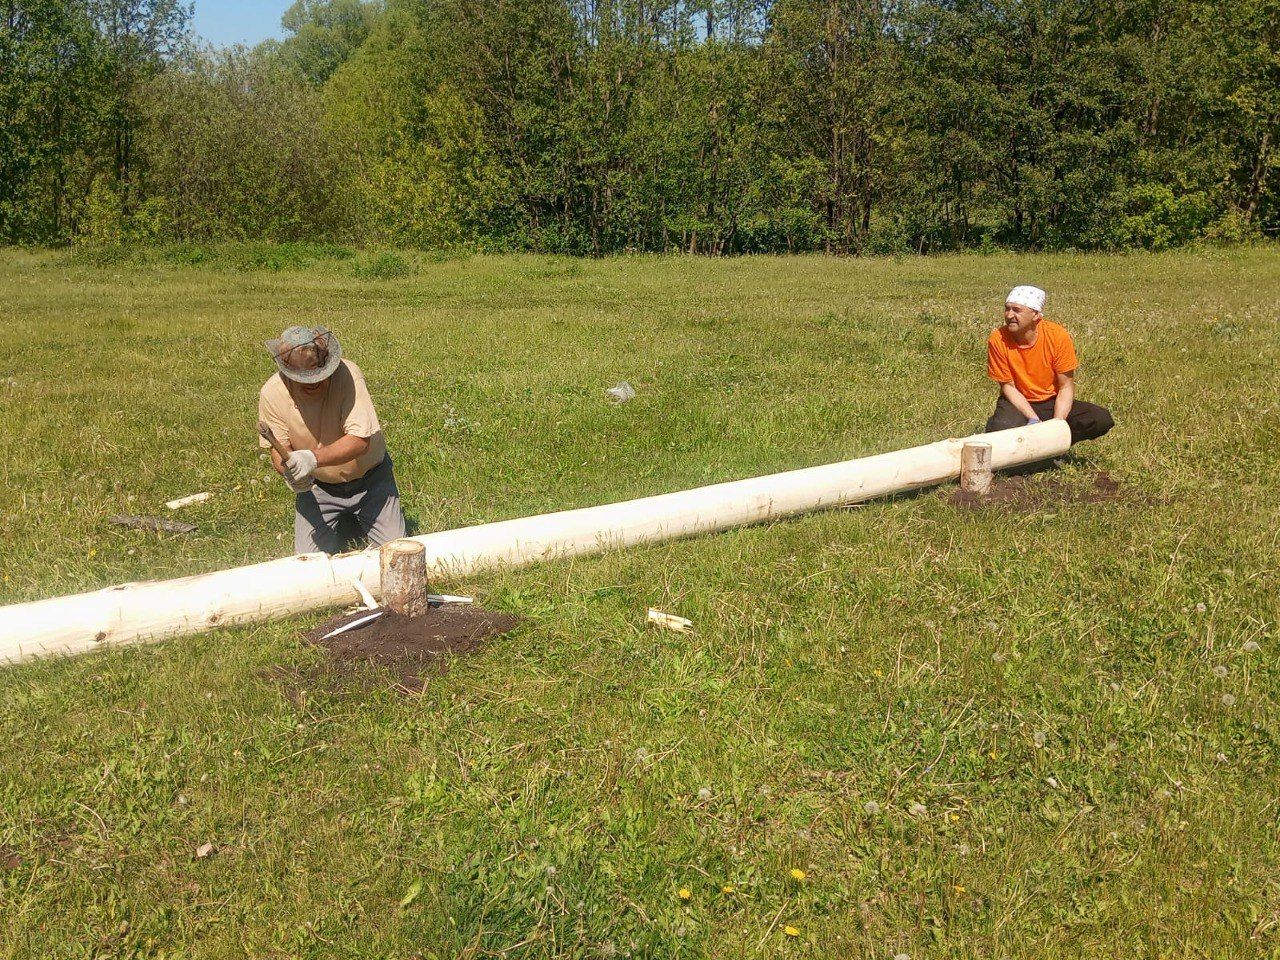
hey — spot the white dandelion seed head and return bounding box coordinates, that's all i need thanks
[1196,602,1207,613]
[909,802,927,817]
[1243,640,1260,652]
[1221,693,1237,707]
[698,787,712,801]
[985,621,999,633]
[992,652,1006,664]
[758,785,771,797]
[1033,731,1047,748]
[864,800,881,816]
[1046,776,1059,789]
[955,842,970,856]
[1213,665,1229,678]
[546,866,557,876]
[894,953,912,960]
[634,747,649,763]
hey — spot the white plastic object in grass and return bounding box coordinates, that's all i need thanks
[165,492,211,510]
[647,608,694,633]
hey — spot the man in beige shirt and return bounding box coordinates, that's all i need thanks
[258,325,407,554]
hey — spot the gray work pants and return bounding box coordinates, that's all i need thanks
[294,456,407,554]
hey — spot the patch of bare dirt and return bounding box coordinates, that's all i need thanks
[301,605,519,690]
[950,469,1122,511]
[0,845,23,871]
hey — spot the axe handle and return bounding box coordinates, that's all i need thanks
[257,421,292,462]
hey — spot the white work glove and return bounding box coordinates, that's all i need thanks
[284,449,318,487]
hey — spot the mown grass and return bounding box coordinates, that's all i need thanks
[0,246,1278,958]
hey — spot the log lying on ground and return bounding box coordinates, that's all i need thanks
[0,421,1069,665]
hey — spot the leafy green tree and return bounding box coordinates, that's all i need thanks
[136,45,348,239]
[1,0,102,241]
[276,0,378,85]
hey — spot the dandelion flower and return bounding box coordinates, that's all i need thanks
[953,884,966,893]
[1221,693,1237,707]
[864,800,881,815]
[790,868,806,881]
[722,885,735,894]
[678,888,691,900]
[1213,665,1228,678]
[784,926,800,937]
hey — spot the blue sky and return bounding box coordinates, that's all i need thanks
[192,0,294,48]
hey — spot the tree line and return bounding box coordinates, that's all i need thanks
[3,0,1277,254]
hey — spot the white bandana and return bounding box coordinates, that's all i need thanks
[1006,285,1046,313]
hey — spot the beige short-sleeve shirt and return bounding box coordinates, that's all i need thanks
[258,359,387,483]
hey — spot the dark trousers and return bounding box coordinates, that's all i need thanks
[985,394,1114,445]
[294,456,407,554]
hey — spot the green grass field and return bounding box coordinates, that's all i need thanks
[1,246,1278,958]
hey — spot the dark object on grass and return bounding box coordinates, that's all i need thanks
[109,515,197,534]
[304,605,519,689]
[950,470,1120,510]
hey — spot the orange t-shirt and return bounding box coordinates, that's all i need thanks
[986,319,1078,402]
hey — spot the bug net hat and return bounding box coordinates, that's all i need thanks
[264,325,343,384]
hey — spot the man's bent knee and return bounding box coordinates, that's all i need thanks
[1067,403,1114,444]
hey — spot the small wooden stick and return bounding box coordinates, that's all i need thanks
[257,421,291,460]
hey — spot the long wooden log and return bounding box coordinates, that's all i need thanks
[0,422,1069,664]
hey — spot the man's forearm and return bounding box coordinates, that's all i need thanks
[315,434,371,467]
[1001,383,1038,420]
[1053,382,1075,420]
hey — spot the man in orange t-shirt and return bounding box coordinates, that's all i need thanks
[984,285,1114,444]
